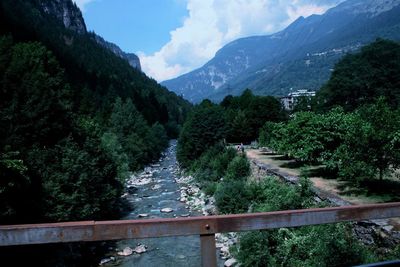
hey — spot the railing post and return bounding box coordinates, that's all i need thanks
[200,233,217,267]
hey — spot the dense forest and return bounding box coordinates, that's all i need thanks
[0,0,191,265]
[0,0,191,224]
[1,0,400,265]
[177,39,400,266]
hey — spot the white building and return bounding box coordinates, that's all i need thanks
[280,89,316,110]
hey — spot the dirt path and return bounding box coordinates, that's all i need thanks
[246,148,400,230]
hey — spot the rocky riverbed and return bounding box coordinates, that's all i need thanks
[99,141,237,267]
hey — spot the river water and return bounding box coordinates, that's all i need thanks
[105,141,223,267]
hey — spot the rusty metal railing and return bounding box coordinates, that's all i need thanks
[1,202,400,266]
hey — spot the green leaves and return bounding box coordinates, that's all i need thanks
[335,99,400,183]
[38,136,120,221]
[222,90,287,143]
[318,39,400,111]
[177,102,227,168]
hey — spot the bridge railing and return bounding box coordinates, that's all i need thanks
[1,202,400,266]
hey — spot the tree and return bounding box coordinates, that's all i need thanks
[177,101,227,168]
[334,99,400,183]
[318,39,400,111]
[32,136,121,222]
[260,108,352,166]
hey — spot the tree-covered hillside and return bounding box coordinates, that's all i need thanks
[317,39,400,111]
[0,0,191,224]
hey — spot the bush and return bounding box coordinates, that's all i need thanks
[248,176,313,212]
[232,230,276,267]
[214,180,250,214]
[225,155,250,181]
[190,146,236,183]
[275,223,376,267]
[202,181,218,196]
[235,176,377,267]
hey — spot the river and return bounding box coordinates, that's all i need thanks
[103,140,224,267]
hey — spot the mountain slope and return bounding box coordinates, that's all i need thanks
[162,0,400,103]
[37,0,141,70]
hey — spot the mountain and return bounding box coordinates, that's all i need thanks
[94,34,141,70]
[162,0,400,103]
[0,0,191,155]
[38,0,141,70]
[39,0,87,34]
[0,0,191,223]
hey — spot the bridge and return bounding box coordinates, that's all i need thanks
[1,202,400,266]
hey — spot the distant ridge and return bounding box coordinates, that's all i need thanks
[162,0,400,103]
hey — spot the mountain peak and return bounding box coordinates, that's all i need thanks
[330,0,400,17]
[39,0,87,34]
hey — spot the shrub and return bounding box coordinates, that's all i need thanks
[248,176,313,212]
[232,230,277,267]
[214,180,250,214]
[225,155,250,181]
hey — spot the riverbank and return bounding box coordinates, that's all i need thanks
[99,141,232,267]
[174,174,238,265]
[247,148,400,249]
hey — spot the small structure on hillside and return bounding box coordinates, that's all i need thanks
[280,89,316,110]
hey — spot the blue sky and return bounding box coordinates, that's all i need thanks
[74,0,345,81]
[82,0,188,54]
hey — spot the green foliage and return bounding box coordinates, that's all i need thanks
[234,177,377,267]
[214,180,250,214]
[248,176,314,212]
[274,224,375,267]
[100,131,129,182]
[225,155,250,181]
[232,231,276,267]
[108,97,168,170]
[222,90,287,143]
[190,145,236,183]
[334,99,400,183]
[0,150,30,223]
[258,121,279,147]
[31,136,121,221]
[262,108,351,164]
[177,102,227,168]
[318,39,400,111]
[0,0,189,226]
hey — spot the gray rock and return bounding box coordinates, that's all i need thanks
[99,257,115,265]
[160,208,173,213]
[117,247,133,256]
[133,244,147,254]
[224,258,237,267]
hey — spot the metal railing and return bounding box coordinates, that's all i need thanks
[1,202,400,266]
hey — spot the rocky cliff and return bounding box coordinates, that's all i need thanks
[38,0,141,71]
[39,0,86,34]
[94,35,141,70]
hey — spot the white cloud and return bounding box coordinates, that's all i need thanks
[140,0,344,82]
[73,0,96,12]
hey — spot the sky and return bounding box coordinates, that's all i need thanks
[74,0,345,82]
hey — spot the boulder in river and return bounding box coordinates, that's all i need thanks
[160,208,173,213]
[151,184,162,190]
[117,247,133,256]
[224,258,237,267]
[134,244,147,254]
[99,257,115,265]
